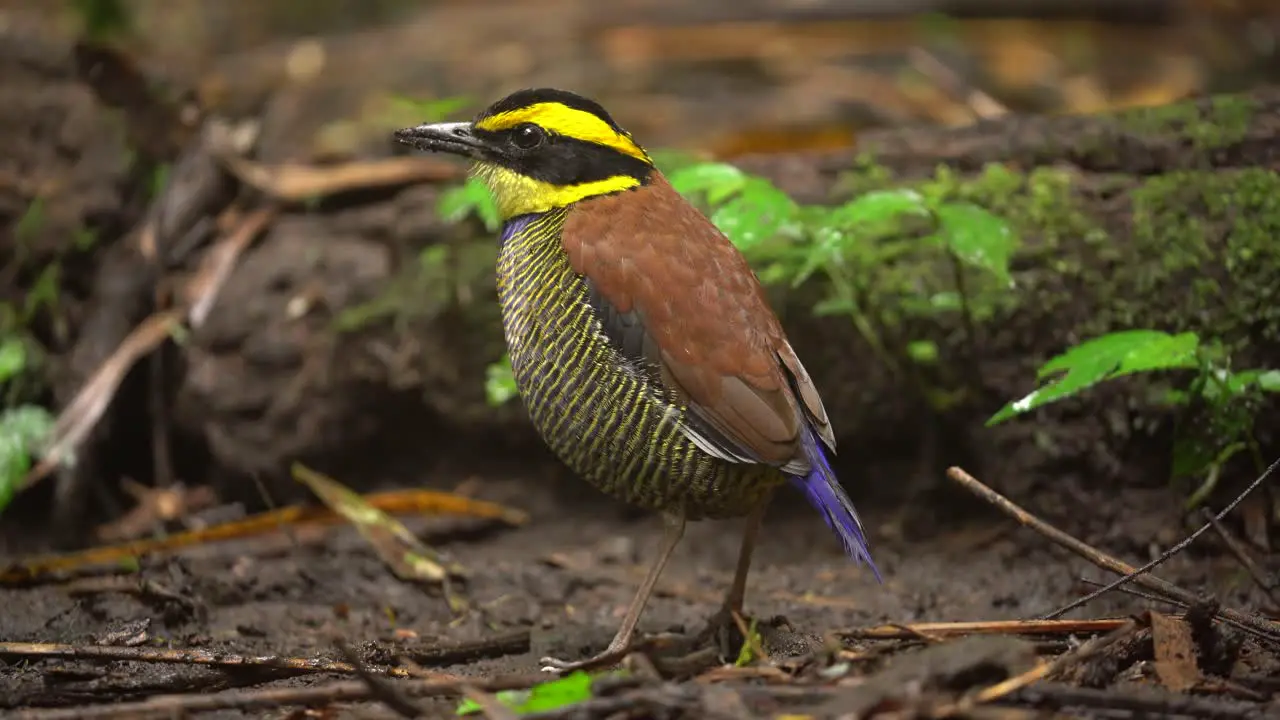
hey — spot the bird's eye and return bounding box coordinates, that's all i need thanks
[511,123,545,149]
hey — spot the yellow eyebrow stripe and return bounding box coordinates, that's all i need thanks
[475,102,651,163]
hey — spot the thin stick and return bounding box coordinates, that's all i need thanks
[1001,681,1265,719]
[460,684,520,720]
[933,620,1139,717]
[1036,455,1280,626]
[335,640,425,718]
[840,617,1132,640]
[0,641,438,678]
[1078,577,1187,609]
[1201,508,1279,607]
[9,673,545,720]
[944,466,1280,644]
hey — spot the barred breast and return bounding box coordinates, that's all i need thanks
[495,210,782,519]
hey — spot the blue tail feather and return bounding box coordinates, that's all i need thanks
[788,428,882,582]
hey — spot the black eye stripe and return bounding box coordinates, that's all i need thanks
[470,125,651,186]
[512,123,546,149]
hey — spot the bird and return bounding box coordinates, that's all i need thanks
[394,88,879,672]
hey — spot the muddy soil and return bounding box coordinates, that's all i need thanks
[2,459,1272,716]
[2,3,1279,717]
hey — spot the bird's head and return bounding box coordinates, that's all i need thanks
[395,88,655,220]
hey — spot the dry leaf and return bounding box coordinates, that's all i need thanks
[1150,611,1200,692]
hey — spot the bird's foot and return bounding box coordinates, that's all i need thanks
[539,643,631,674]
[695,606,748,661]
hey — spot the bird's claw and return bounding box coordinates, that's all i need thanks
[538,644,630,674]
[538,656,581,674]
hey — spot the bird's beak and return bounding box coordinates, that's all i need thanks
[394,121,485,159]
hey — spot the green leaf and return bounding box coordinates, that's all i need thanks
[811,296,857,317]
[484,355,518,407]
[828,189,930,234]
[15,198,46,244]
[0,337,26,384]
[456,671,596,715]
[933,202,1018,287]
[438,177,500,232]
[711,178,798,251]
[1259,370,1280,392]
[0,405,55,514]
[928,292,962,312]
[667,162,747,205]
[388,95,472,123]
[1226,368,1280,395]
[649,149,704,177]
[70,0,132,42]
[987,330,1201,426]
[907,340,939,365]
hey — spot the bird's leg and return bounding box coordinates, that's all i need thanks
[699,492,772,653]
[540,511,687,673]
[725,493,770,615]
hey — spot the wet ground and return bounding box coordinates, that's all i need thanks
[2,1,1280,717]
[4,462,1275,717]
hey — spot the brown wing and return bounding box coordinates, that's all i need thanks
[562,173,834,470]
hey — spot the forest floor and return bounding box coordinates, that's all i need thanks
[2,2,1279,718]
[4,462,1278,718]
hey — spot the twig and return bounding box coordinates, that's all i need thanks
[1037,456,1280,631]
[1001,681,1268,719]
[907,47,1008,121]
[10,673,547,720]
[731,610,769,664]
[147,345,174,489]
[184,206,276,327]
[1078,577,1187,609]
[335,640,426,719]
[839,617,1134,640]
[521,683,702,720]
[1201,507,1278,607]
[944,466,1280,644]
[2,489,527,585]
[936,621,1141,717]
[460,685,520,720]
[219,155,463,201]
[21,310,185,491]
[0,641,439,678]
[403,630,531,666]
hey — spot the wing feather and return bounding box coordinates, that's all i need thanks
[565,173,831,473]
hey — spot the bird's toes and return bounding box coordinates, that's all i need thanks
[538,656,573,673]
[695,608,747,659]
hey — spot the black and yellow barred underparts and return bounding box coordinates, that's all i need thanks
[495,209,783,519]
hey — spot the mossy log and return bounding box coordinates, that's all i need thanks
[171,86,1280,500]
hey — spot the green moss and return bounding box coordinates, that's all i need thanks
[1093,168,1280,340]
[829,160,1107,325]
[833,155,1280,360]
[1121,94,1257,151]
[334,237,499,334]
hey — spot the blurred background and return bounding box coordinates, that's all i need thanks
[2,0,1280,548]
[6,0,1280,157]
[2,1,1280,699]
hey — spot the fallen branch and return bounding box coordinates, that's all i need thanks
[936,621,1142,717]
[838,617,1135,641]
[183,206,276,327]
[220,154,463,201]
[1,488,527,585]
[0,641,441,679]
[1001,681,1268,720]
[1202,508,1279,609]
[8,672,547,720]
[335,640,426,719]
[21,310,185,491]
[944,466,1280,644]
